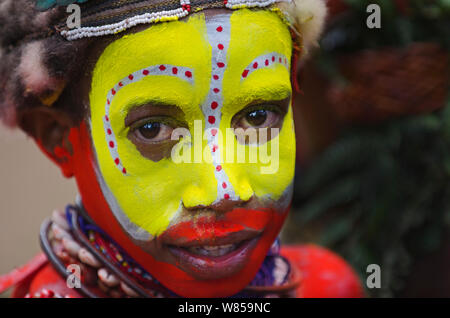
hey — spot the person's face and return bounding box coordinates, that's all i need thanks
[69,8,295,297]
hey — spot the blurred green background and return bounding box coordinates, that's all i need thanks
[285,0,450,297]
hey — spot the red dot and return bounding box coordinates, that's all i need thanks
[224,0,228,4]
[224,194,230,200]
[213,88,220,93]
[114,158,120,165]
[217,62,225,68]
[213,75,219,80]
[118,82,123,87]
[216,165,222,171]
[211,128,218,136]
[185,71,192,78]
[128,74,134,80]
[222,182,227,189]
[107,99,110,105]
[253,62,258,69]
[265,59,269,66]
[212,145,218,152]
[216,26,223,32]
[107,128,112,135]
[105,115,109,121]
[272,56,275,62]
[279,57,282,63]
[172,67,178,75]
[218,44,224,50]
[242,70,249,78]
[122,168,127,174]
[109,141,114,148]
[211,101,218,109]
[143,70,149,75]
[208,116,216,124]
[111,89,116,95]
[159,65,166,71]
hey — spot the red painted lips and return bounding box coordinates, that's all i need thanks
[159,208,271,280]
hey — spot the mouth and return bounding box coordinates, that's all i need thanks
[181,243,242,257]
[161,225,262,280]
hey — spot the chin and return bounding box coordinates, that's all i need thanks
[131,206,290,297]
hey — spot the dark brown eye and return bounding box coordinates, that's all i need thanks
[246,110,267,127]
[138,122,160,139]
[133,121,174,143]
[235,108,280,130]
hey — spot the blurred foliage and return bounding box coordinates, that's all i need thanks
[321,0,450,53]
[317,0,450,92]
[292,99,450,297]
[288,0,450,298]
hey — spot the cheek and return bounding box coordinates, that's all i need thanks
[222,106,296,202]
[90,113,223,236]
[65,122,126,236]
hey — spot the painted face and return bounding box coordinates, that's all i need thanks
[71,8,295,297]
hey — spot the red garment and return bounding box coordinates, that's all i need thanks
[1,244,364,298]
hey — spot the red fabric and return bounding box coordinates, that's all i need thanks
[281,244,365,298]
[0,253,47,296]
[27,264,82,298]
[7,244,364,298]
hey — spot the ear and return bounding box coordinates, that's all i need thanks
[17,107,76,178]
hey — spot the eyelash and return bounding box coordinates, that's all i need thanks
[129,117,177,143]
[232,104,283,127]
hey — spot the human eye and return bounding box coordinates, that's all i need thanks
[130,118,175,144]
[232,103,285,131]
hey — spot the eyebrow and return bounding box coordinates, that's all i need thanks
[124,104,185,127]
[228,78,292,108]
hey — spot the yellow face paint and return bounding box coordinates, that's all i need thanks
[222,9,295,202]
[89,9,295,238]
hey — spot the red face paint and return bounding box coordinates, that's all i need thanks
[59,121,289,297]
[162,208,271,244]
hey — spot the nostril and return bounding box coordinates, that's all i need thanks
[182,197,250,214]
[210,197,246,213]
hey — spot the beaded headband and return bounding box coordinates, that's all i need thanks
[36,0,286,41]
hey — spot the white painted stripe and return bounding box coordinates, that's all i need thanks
[104,64,194,174]
[203,15,239,202]
[240,52,289,81]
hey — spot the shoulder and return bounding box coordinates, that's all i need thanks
[0,253,81,298]
[25,263,82,298]
[281,244,365,298]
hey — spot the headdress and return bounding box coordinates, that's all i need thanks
[0,0,326,128]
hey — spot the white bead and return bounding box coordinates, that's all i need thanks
[98,268,120,287]
[62,237,81,257]
[51,210,69,230]
[78,248,101,268]
[120,282,139,297]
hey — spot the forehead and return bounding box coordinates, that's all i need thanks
[90,9,292,112]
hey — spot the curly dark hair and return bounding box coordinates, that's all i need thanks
[0,0,93,131]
